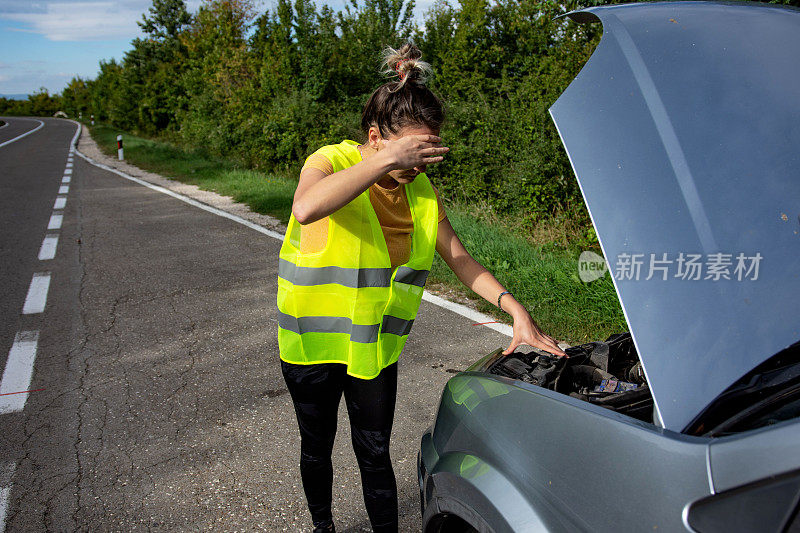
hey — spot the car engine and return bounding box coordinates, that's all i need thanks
[486,333,655,423]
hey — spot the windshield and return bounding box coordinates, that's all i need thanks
[686,340,800,436]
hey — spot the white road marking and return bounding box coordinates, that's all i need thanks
[0,331,40,414]
[22,273,50,314]
[66,120,514,337]
[0,462,16,533]
[0,121,8,129]
[0,486,9,533]
[38,235,59,260]
[0,119,44,148]
[72,145,286,241]
[63,168,72,175]
[58,185,69,194]
[422,292,513,337]
[53,197,66,210]
[62,176,71,184]
[66,162,73,168]
[47,214,63,230]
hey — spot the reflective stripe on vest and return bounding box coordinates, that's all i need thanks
[277,140,438,379]
[277,311,414,343]
[278,258,393,288]
[393,266,430,287]
[278,258,430,289]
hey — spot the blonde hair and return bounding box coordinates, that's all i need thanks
[380,43,433,92]
[361,42,444,137]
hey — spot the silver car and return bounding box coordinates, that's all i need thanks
[418,2,800,532]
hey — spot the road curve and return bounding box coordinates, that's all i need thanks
[0,117,44,148]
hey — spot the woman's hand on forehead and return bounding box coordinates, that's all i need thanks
[379,133,443,146]
[378,134,449,171]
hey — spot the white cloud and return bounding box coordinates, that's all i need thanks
[1,0,205,42]
[4,2,148,41]
[0,65,76,94]
[3,0,434,43]
[0,1,210,93]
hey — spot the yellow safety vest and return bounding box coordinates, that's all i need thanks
[277,140,439,379]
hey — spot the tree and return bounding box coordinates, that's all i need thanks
[27,88,62,116]
[89,58,125,124]
[178,0,258,154]
[139,0,192,40]
[116,0,194,133]
[251,0,295,98]
[61,77,91,118]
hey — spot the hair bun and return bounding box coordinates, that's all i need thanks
[382,43,432,91]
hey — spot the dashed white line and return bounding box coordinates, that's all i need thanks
[0,331,40,414]
[0,120,78,532]
[47,214,63,230]
[22,273,50,314]
[38,235,59,260]
[0,462,16,533]
[0,486,9,533]
[0,119,44,148]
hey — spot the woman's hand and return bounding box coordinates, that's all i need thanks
[504,307,566,357]
[379,134,449,171]
[435,216,566,358]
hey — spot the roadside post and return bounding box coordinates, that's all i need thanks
[91,114,94,126]
[117,135,123,160]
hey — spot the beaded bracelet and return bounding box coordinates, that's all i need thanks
[497,291,512,311]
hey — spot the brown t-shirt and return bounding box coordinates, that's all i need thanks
[299,152,447,270]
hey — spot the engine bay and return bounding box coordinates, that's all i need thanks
[486,333,655,423]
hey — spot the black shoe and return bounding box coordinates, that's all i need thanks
[312,518,335,533]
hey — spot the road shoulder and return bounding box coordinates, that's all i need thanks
[77,127,286,236]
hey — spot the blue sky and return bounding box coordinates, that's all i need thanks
[0,0,199,95]
[0,0,435,97]
[0,21,135,95]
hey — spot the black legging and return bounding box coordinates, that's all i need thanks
[281,360,398,532]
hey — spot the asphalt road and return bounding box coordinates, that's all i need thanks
[0,117,512,532]
[0,118,43,148]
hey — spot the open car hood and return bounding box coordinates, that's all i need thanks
[549,1,800,431]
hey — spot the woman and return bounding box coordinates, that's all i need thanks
[277,43,565,533]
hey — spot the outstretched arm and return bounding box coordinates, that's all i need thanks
[435,217,566,356]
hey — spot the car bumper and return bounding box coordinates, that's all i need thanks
[418,425,435,519]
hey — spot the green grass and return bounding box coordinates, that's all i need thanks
[430,210,626,343]
[89,123,626,344]
[91,124,296,223]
